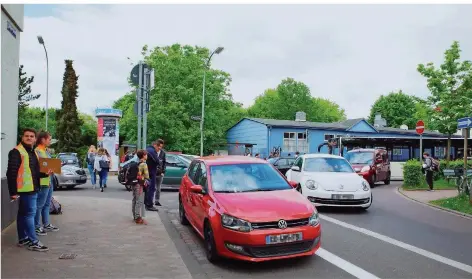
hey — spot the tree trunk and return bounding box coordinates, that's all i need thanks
[446,136,451,164]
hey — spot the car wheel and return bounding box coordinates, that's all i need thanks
[53,175,59,190]
[369,175,376,188]
[204,222,219,263]
[178,196,189,226]
[297,184,303,194]
[384,173,391,185]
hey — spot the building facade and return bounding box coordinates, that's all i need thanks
[1,4,24,230]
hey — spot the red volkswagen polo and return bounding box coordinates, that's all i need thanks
[178,156,321,263]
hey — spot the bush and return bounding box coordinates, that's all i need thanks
[403,159,424,187]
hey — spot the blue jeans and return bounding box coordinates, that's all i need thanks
[98,169,109,188]
[17,193,39,244]
[145,170,157,207]
[87,164,96,185]
[35,185,53,229]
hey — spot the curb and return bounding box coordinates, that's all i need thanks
[397,186,472,220]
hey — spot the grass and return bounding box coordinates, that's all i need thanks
[402,178,457,191]
[430,194,472,215]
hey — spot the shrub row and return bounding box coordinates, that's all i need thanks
[403,159,472,187]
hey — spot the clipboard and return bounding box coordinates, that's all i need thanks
[39,158,62,174]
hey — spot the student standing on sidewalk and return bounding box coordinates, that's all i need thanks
[94,148,110,192]
[6,128,51,251]
[86,145,97,189]
[103,149,112,188]
[145,139,165,211]
[34,131,59,236]
[132,150,150,224]
[422,152,434,191]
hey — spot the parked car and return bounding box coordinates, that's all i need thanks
[57,153,81,167]
[344,148,391,186]
[178,156,321,263]
[179,154,199,161]
[53,164,88,190]
[267,157,296,176]
[286,154,372,210]
[118,153,191,190]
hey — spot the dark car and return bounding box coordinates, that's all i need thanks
[268,157,296,176]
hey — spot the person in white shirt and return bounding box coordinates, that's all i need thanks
[94,148,110,192]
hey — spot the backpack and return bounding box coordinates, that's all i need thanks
[431,158,440,172]
[125,161,140,184]
[50,196,62,215]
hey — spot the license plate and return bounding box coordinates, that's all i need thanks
[332,194,354,200]
[80,176,86,180]
[265,232,303,245]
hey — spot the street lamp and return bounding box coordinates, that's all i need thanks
[200,47,224,157]
[37,35,49,131]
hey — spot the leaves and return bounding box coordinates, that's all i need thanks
[18,65,40,110]
[247,78,346,122]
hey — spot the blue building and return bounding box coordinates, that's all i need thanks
[226,112,466,162]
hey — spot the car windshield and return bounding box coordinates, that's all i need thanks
[58,155,77,162]
[210,163,291,193]
[177,155,192,165]
[304,157,354,173]
[267,158,278,164]
[345,152,374,165]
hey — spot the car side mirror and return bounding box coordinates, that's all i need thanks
[288,181,298,188]
[190,185,204,194]
[291,166,300,172]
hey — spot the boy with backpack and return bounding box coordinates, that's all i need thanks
[422,152,439,191]
[127,150,150,224]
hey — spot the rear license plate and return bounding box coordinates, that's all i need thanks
[332,194,354,200]
[266,232,303,245]
[80,176,86,180]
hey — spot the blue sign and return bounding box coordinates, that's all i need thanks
[95,108,122,118]
[457,117,472,129]
[7,21,16,38]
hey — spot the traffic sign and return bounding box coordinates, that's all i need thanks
[416,120,425,135]
[457,117,472,129]
[191,116,201,121]
[130,63,150,87]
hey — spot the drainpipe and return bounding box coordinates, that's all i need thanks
[306,128,309,154]
[268,125,272,158]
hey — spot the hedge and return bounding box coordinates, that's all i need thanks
[403,159,423,187]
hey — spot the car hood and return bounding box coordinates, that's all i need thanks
[214,190,313,222]
[303,172,365,192]
[351,164,368,172]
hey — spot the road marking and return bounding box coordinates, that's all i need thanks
[316,248,381,279]
[319,214,472,274]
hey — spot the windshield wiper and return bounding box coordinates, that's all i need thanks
[241,189,277,192]
[214,190,237,193]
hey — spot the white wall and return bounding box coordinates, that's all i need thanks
[1,4,24,176]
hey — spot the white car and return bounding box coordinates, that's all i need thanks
[285,154,372,209]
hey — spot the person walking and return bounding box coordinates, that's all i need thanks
[94,148,110,192]
[103,149,112,188]
[423,152,434,191]
[34,131,59,236]
[145,139,165,211]
[132,150,150,224]
[86,145,97,189]
[6,128,51,251]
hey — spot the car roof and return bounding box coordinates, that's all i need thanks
[302,153,345,159]
[198,155,268,166]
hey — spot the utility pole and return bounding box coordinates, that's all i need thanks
[130,61,153,150]
[137,62,143,149]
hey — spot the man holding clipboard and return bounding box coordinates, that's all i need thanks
[35,131,60,236]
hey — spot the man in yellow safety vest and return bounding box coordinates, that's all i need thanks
[6,128,52,252]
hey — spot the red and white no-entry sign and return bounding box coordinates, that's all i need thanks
[416,120,425,135]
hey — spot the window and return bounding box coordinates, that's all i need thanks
[345,151,374,165]
[304,157,354,173]
[434,147,445,159]
[283,132,297,152]
[393,148,403,156]
[324,134,335,141]
[166,154,179,165]
[297,133,309,153]
[188,161,199,182]
[198,163,208,191]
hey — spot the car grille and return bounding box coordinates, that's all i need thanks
[308,197,370,205]
[75,170,86,175]
[244,239,318,258]
[251,218,309,230]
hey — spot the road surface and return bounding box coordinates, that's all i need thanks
[56,178,472,279]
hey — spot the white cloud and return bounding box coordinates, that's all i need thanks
[20,4,472,118]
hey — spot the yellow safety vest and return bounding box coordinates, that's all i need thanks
[35,146,51,187]
[15,144,38,193]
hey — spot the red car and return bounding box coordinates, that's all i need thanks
[178,156,321,263]
[345,148,391,186]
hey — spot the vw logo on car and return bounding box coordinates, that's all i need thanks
[278,219,288,229]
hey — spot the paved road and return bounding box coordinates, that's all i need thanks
[56,178,472,279]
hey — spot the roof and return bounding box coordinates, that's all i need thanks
[199,155,268,166]
[237,117,451,137]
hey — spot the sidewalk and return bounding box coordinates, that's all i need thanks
[399,188,458,203]
[1,196,193,279]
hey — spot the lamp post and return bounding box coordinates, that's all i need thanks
[200,46,224,157]
[37,35,49,131]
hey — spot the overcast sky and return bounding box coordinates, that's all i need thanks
[21,4,472,119]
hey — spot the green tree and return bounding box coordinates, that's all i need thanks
[368,90,434,129]
[417,41,472,161]
[18,65,40,109]
[56,60,83,152]
[247,78,346,122]
[115,44,246,155]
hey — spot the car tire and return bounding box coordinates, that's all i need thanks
[204,222,219,263]
[297,184,303,194]
[384,172,391,185]
[178,196,189,226]
[53,175,59,190]
[369,174,376,188]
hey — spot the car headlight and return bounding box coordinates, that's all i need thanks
[309,210,319,226]
[362,180,370,191]
[221,214,252,232]
[305,180,319,190]
[361,166,371,172]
